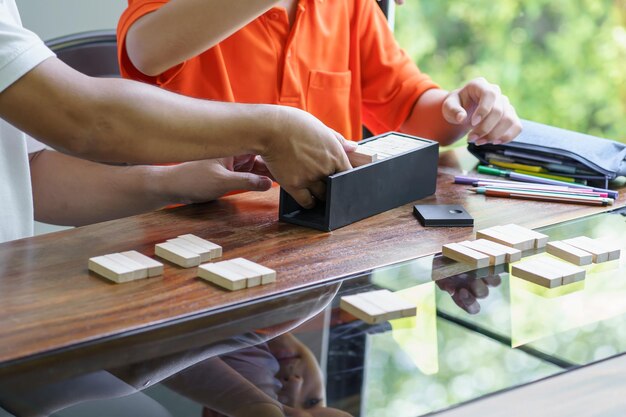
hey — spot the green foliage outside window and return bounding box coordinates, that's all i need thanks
[395,0,626,141]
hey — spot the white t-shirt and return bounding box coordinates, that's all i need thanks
[0,0,54,243]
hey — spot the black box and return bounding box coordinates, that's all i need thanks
[413,204,474,227]
[279,132,439,231]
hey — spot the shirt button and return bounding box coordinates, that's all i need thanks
[269,12,279,19]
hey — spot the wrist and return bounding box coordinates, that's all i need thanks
[142,165,182,207]
[254,104,296,158]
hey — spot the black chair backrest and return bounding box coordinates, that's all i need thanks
[377,0,393,19]
[45,30,119,78]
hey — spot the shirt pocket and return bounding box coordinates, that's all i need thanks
[306,70,352,137]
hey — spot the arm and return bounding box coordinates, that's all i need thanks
[400,78,522,147]
[125,0,280,76]
[165,358,284,417]
[0,57,354,208]
[29,150,272,227]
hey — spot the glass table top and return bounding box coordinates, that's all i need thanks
[1,210,625,417]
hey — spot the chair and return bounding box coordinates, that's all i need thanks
[45,30,120,78]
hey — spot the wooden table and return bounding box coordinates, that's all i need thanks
[1,148,624,382]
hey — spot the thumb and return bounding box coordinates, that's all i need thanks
[224,171,273,192]
[442,91,468,125]
[333,130,357,152]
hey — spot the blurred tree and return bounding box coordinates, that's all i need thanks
[394,0,626,141]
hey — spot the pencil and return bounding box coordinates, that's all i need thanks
[473,167,619,199]
[478,184,608,198]
[470,187,613,206]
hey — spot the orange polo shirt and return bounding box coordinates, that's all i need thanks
[117,0,439,140]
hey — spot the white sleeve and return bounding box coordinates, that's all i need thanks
[25,134,47,153]
[0,1,55,93]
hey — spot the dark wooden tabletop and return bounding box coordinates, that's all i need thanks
[1,148,624,368]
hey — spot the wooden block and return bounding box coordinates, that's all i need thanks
[348,146,378,167]
[104,253,148,280]
[88,256,138,283]
[215,260,261,288]
[535,257,585,285]
[375,290,417,318]
[358,290,416,321]
[198,263,247,291]
[167,237,212,262]
[458,240,506,265]
[228,257,276,285]
[469,239,522,263]
[177,234,222,258]
[155,241,201,268]
[340,294,387,324]
[512,259,563,288]
[499,224,549,248]
[545,241,593,266]
[385,134,427,149]
[607,247,622,262]
[121,251,164,277]
[476,227,533,251]
[594,239,621,262]
[563,236,610,263]
[442,243,490,268]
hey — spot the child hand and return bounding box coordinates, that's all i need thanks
[442,77,522,146]
[165,157,273,205]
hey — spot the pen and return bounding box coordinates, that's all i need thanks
[476,183,608,197]
[470,187,613,206]
[474,166,619,199]
[478,185,609,198]
[511,169,579,183]
[488,159,546,173]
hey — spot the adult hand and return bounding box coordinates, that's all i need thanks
[436,273,502,314]
[262,107,356,209]
[442,77,522,146]
[164,157,273,205]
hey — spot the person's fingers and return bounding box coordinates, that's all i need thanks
[469,99,504,144]
[497,121,523,144]
[250,156,276,180]
[224,171,273,192]
[460,78,498,129]
[233,154,257,172]
[336,133,358,153]
[469,278,489,299]
[474,115,512,146]
[309,181,327,201]
[436,279,457,295]
[442,91,468,125]
[287,187,316,209]
[329,130,355,172]
[452,287,481,314]
[482,275,502,287]
[474,101,522,145]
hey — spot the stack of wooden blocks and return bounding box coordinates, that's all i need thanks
[340,289,416,325]
[88,234,275,291]
[348,133,428,168]
[441,223,621,289]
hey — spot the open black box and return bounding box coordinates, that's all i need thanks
[279,132,439,231]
